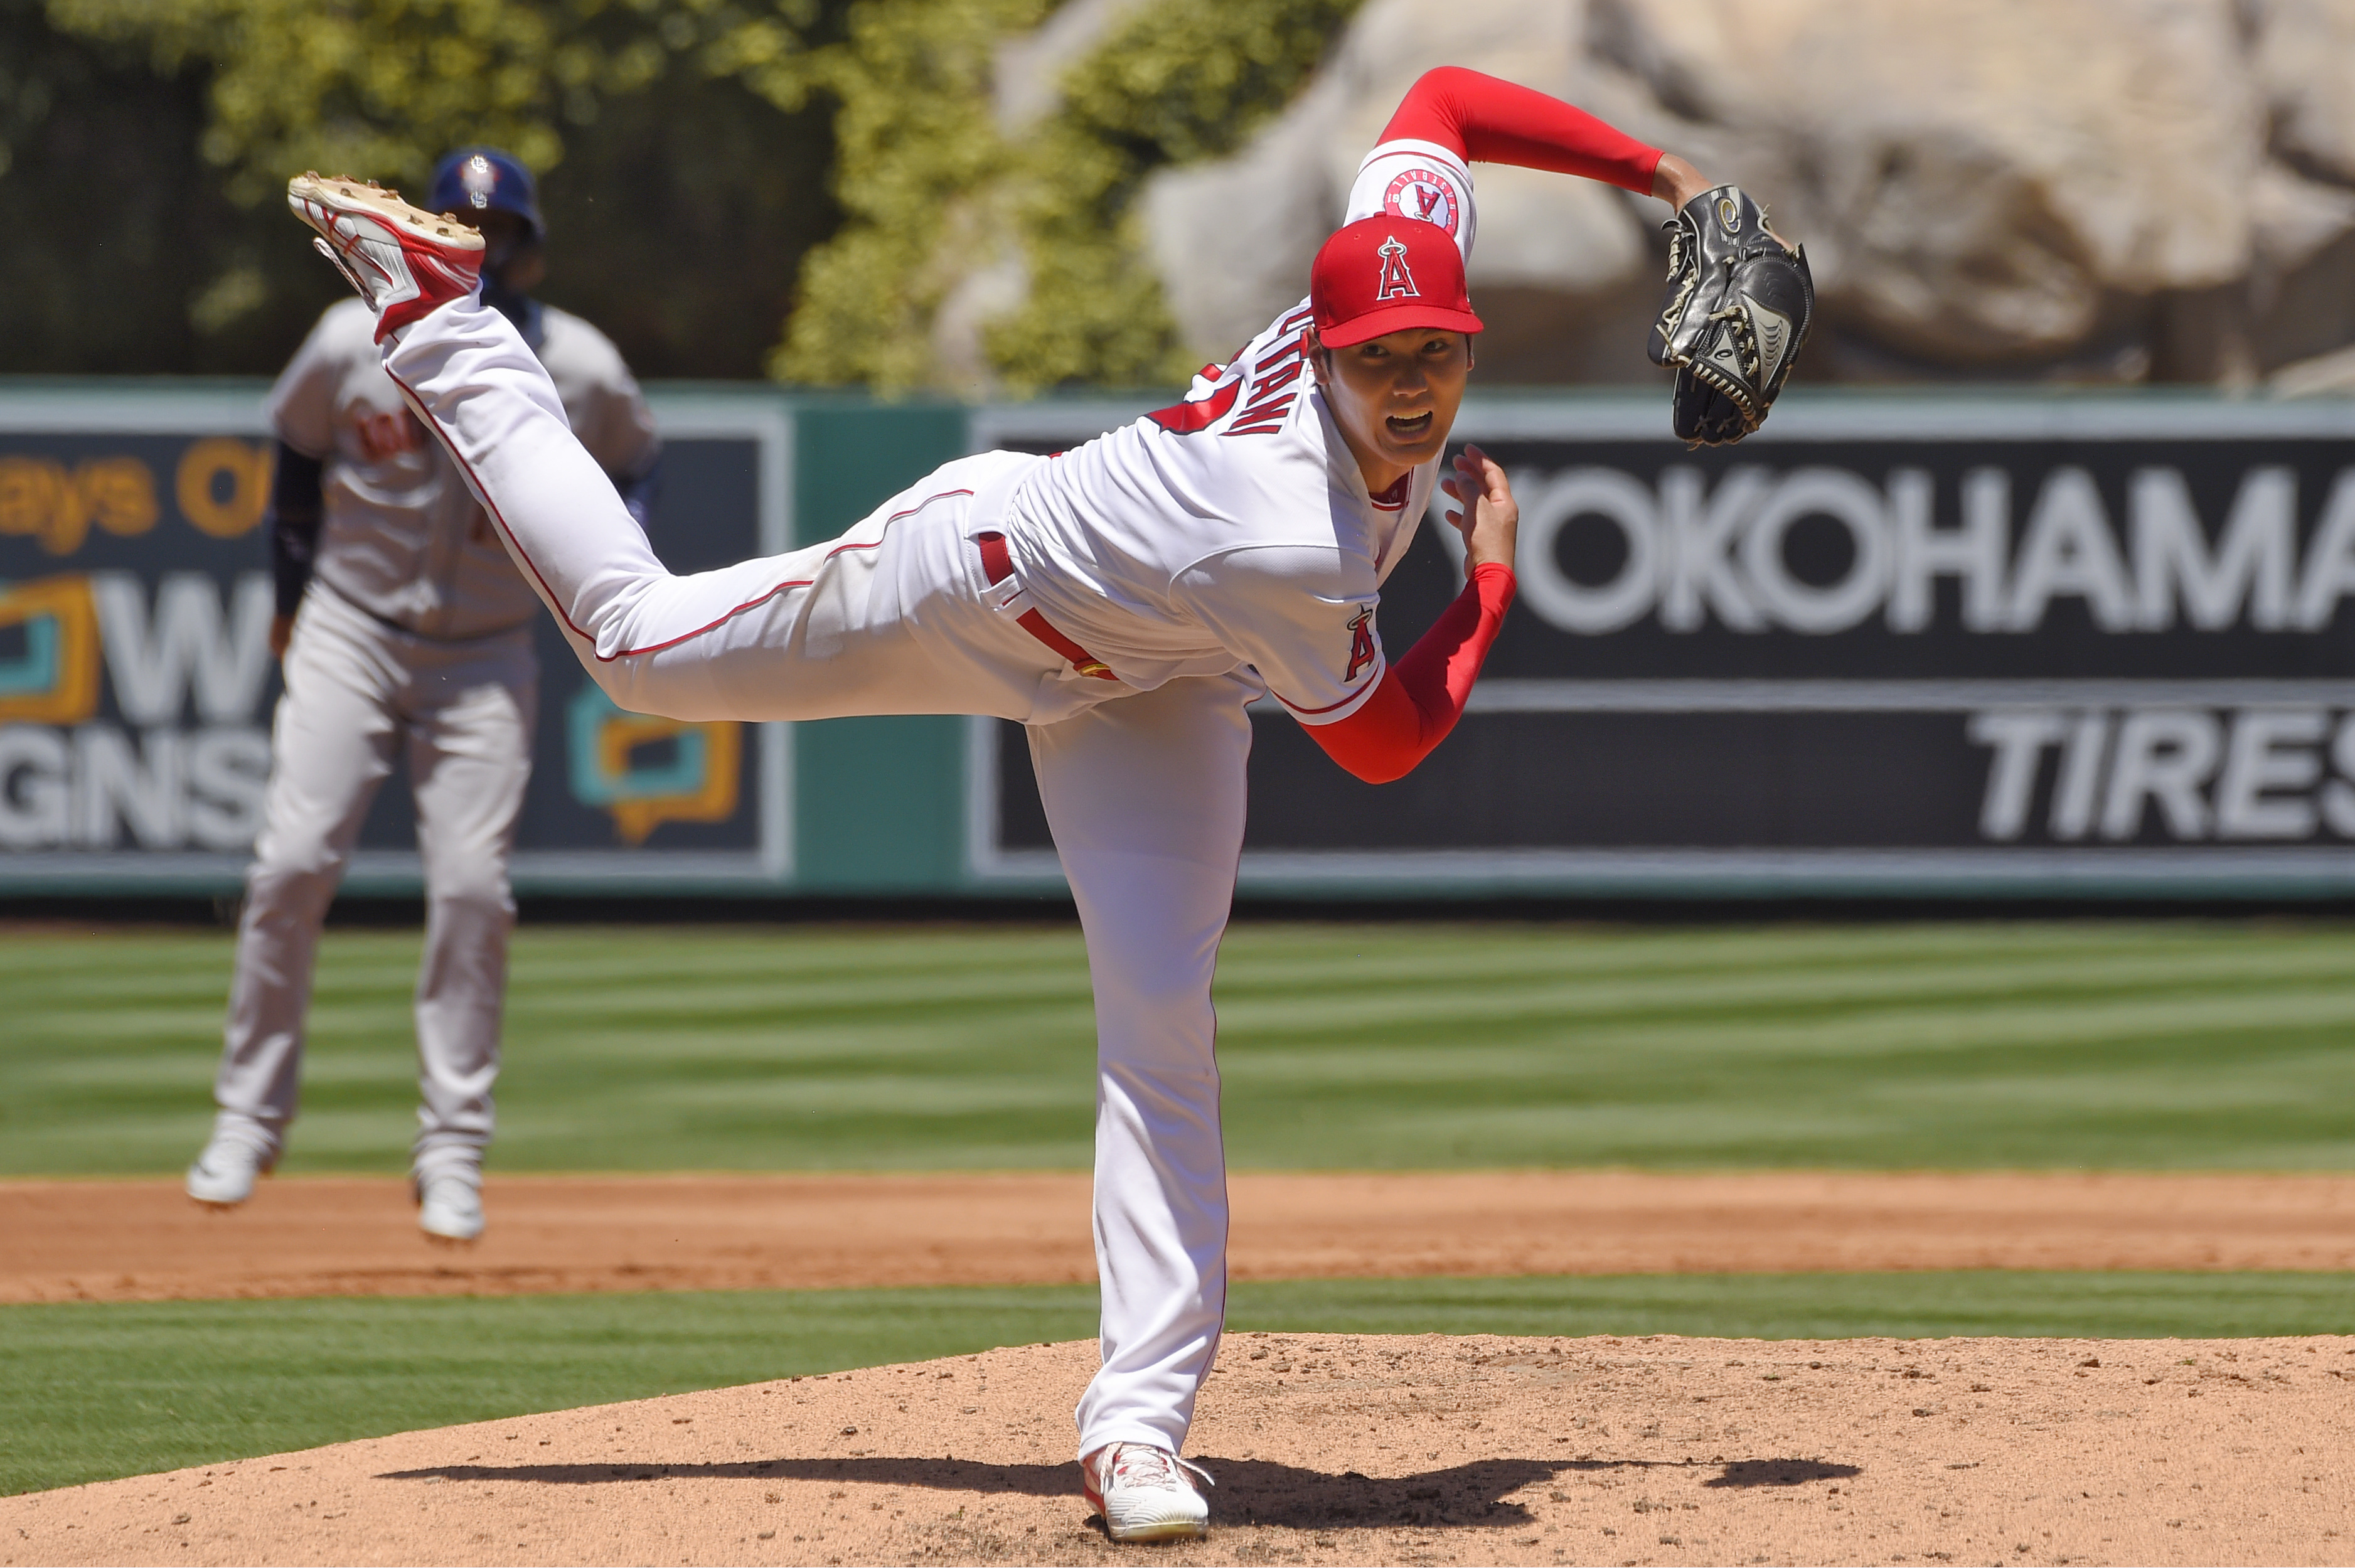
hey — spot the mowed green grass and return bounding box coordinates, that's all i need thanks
[4,919,2350,1176]
[5,919,2353,1175]
[5,920,2351,1499]
[6,1272,2349,1496]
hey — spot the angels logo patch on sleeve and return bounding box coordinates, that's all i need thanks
[1344,605,1379,683]
[1345,145,1477,263]
[1383,169,1461,238]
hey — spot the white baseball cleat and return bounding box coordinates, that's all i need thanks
[286,172,484,343]
[185,1133,272,1207]
[1082,1443,1212,1542]
[416,1171,486,1243]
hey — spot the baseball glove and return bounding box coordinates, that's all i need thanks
[1647,185,1813,446]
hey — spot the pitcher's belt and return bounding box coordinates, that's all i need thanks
[977,531,1116,681]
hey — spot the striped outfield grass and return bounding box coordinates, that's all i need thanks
[3,919,2350,1176]
[4,1272,2349,1497]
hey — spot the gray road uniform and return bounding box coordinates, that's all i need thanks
[206,294,658,1187]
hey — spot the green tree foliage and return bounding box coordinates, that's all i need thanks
[779,0,1360,392]
[8,0,1357,385]
[9,0,841,375]
[773,0,1044,390]
[986,0,1361,391]
[46,0,826,197]
[532,60,839,378]
[0,0,344,373]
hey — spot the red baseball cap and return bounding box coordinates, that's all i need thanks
[1310,215,1483,348]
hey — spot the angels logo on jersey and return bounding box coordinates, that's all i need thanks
[1344,605,1378,682]
[1383,169,1460,237]
[1374,237,1418,301]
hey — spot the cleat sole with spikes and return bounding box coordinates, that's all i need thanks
[286,173,485,343]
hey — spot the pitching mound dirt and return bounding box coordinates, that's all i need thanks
[5,1333,2349,1567]
[8,1171,2353,1304]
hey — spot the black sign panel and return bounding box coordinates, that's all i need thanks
[0,387,787,892]
[974,397,2355,895]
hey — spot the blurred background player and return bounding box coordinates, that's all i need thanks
[184,148,661,1241]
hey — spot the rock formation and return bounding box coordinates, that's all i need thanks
[1139,0,2355,387]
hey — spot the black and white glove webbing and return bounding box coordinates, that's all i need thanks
[1647,184,1813,447]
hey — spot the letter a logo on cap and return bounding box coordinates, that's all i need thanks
[1374,235,1419,301]
[1311,215,1481,348]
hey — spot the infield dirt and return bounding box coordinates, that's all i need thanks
[6,1171,2354,1304]
[9,1173,2352,1564]
[4,1332,2349,1567]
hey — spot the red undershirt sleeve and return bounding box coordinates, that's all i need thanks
[1379,65,1662,195]
[1306,563,1516,784]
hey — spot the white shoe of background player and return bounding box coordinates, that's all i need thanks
[1082,1443,1212,1542]
[286,171,484,343]
[185,1132,272,1207]
[416,1170,486,1243]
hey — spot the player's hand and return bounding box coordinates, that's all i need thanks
[269,614,294,661]
[1655,155,1788,245]
[1651,153,1714,213]
[1441,443,1517,573]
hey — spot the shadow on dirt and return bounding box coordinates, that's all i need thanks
[379,1453,1861,1530]
[1705,1459,1862,1488]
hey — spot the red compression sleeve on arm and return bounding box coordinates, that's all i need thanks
[1380,65,1662,195]
[1308,563,1516,785]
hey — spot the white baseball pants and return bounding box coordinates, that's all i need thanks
[385,297,1247,1458]
[210,579,535,1184]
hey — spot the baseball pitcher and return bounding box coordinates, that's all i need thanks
[279,68,1802,1532]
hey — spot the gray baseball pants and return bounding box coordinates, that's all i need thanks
[207,580,536,1182]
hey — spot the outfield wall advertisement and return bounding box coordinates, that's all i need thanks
[971,396,2355,897]
[0,385,790,893]
[6,385,2353,899]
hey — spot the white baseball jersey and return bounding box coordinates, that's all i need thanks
[271,296,660,639]
[1001,137,1480,725]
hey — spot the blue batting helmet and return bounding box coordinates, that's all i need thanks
[429,147,544,242]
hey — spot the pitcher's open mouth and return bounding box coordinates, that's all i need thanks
[1386,412,1434,439]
